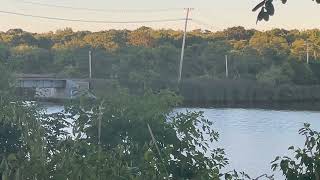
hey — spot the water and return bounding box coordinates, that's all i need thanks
[178,108,320,179]
[45,105,320,179]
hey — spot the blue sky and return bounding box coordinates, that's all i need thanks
[0,0,319,32]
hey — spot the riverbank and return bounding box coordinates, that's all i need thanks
[27,78,320,111]
[177,79,320,111]
[37,97,320,112]
[182,100,320,111]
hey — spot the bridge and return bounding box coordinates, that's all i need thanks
[16,74,93,100]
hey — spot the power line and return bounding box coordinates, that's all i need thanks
[20,0,185,13]
[0,10,188,24]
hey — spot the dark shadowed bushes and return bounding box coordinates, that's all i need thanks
[179,78,320,107]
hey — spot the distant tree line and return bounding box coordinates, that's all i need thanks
[1,27,320,105]
[1,27,320,179]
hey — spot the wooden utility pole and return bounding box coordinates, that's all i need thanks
[178,8,192,84]
[225,55,229,78]
[89,50,92,79]
[306,41,309,64]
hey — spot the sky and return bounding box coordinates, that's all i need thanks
[0,0,319,33]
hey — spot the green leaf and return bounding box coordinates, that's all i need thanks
[252,0,266,12]
[265,1,275,16]
[271,163,278,171]
[256,8,265,23]
[271,156,280,163]
[224,173,232,180]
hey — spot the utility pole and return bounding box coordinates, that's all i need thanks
[178,8,192,84]
[89,50,92,79]
[306,41,309,64]
[225,55,229,78]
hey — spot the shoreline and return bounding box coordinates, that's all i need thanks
[37,98,320,112]
[182,101,320,111]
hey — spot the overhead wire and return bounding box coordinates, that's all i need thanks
[0,10,188,24]
[20,0,185,13]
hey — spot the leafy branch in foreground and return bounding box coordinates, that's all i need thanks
[253,0,320,23]
[271,123,320,180]
[62,90,229,179]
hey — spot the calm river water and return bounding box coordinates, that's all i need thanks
[178,108,320,179]
[46,105,320,179]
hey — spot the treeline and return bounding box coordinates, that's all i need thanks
[1,27,320,105]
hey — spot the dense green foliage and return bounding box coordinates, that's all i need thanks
[180,79,320,108]
[1,52,320,180]
[0,27,320,82]
[272,123,320,180]
[1,27,320,105]
[0,64,231,179]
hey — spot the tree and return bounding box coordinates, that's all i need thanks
[9,45,53,73]
[61,89,228,179]
[0,44,9,61]
[224,26,254,41]
[256,63,293,85]
[128,27,155,47]
[249,31,289,58]
[0,63,48,180]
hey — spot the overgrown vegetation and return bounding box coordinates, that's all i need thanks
[1,27,320,105]
[1,26,320,179]
[0,65,229,179]
[1,50,320,180]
